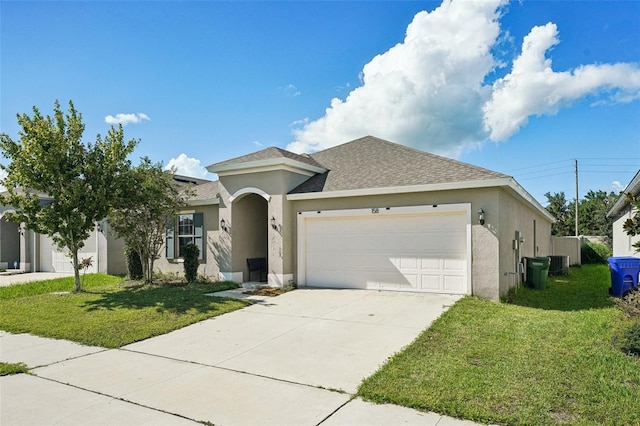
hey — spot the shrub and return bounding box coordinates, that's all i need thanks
[125,246,143,280]
[620,320,640,357]
[613,287,640,318]
[182,243,200,283]
[581,242,611,264]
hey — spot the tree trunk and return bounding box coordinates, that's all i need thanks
[148,257,155,284]
[72,250,81,292]
[140,249,151,284]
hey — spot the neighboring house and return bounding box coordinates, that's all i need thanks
[0,175,208,274]
[0,202,125,274]
[607,170,640,257]
[156,136,554,300]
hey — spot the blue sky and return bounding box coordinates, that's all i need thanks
[1,0,639,205]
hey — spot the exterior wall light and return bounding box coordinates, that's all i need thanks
[220,218,229,233]
[478,208,485,225]
[271,216,278,230]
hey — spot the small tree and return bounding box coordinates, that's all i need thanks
[0,101,136,291]
[623,193,640,253]
[108,158,190,284]
[182,243,199,283]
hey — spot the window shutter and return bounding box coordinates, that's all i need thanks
[194,212,204,260]
[165,218,175,259]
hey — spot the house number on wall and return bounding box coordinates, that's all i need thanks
[371,208,379,214]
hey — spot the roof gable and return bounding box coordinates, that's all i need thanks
[207,146,323,171]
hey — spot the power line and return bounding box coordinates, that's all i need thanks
[504,158,639,173]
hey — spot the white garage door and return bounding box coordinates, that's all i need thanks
[298,205,470,294]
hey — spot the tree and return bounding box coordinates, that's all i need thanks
[579,190,618,243]
[0,100,136,291]
[545,191,574,236]
[623,192,640,253]
[545,190,618,242]
[108,158,190,284]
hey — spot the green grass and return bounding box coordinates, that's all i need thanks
[0,362,29,376]
[358,265,640,425]
[0,274,249,348]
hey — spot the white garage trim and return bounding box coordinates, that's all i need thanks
[296,204,472,294]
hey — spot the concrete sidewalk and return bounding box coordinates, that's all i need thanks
[1,290,483,425]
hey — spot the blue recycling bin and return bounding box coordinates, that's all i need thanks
[608,257,640,297]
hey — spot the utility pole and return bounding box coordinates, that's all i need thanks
[575,159,579,237]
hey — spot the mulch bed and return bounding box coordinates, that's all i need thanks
[243,287,292,297]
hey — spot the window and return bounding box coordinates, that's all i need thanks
[166,212,204,260]
[178,214,195,257]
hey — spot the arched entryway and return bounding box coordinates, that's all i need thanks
[231,193,269,282]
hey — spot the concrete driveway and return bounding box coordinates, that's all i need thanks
[0,272,73,287]
[1,289,474,425]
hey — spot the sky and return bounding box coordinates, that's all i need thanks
[1,0,639,205]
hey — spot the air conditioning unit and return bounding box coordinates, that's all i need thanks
[549,255,569,276]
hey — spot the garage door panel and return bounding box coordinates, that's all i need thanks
[302,209,469,294]
[398,257,419,269]
[421,275,442,290]
[443,275,465,292]
[443,258,465,270]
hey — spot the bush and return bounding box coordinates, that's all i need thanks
[125,246,143,280]
[182,243,199,283]
[581,242,611,264]
[613,287,640,318]
[620,320,640,357]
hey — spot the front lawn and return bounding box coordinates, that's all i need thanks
[358,265,640,425]
[0,274,249,348]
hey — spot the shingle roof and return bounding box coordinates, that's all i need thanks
[173,174,212,186]
[289,136,510,194]
[186,180,220,201]
[208,146,323,170]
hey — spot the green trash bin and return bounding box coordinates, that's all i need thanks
[526,257,550,289]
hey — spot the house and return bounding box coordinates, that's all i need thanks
[0,175,207,274]
[0,201,124,274]
[155,136,554,300]
[607,170,640,257]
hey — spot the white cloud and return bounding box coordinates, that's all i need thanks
[287,0,640,156]
[104,112,151,126]
[281,84,301,97]
[287,0,506,155]
[165,154,208,178]
[612,181,625,192]
[0,169,7,192]
[253,140,263,147]
[483,23,640,141]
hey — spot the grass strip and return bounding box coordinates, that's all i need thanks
[358,265,640,425]
[0,362,29,376]
[0,275,248,348]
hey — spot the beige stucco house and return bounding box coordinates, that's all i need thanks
[0,175,209,275]
[607,170,640,257]
[155,136,554,300]
[0,201,125,275]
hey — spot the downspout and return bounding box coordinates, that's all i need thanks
[32,229,37,272]
[95,222,100,273]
